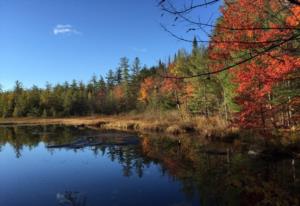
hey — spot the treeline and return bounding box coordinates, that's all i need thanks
[0,41,228,119]
[0,57,155,117]
[0,42,225,119]
[1,0,300,130]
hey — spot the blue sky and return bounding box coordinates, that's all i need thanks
[0,0,221,90]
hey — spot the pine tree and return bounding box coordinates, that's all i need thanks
[115,68,122,85]
[119,57,130,84]
[106,69,115,90]
[131,57,141,79]
[119,57,131,110]
[130,57,142,108]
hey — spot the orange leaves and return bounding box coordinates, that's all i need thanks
[185,84,195,97]
[139,87,148,103]
[286,6,300,26]
[113,85,124,100]
[209,0,300,128]
[143,77,155,88]
[246,30,254,38]
[161,78,180,93]
[138,77,156,103]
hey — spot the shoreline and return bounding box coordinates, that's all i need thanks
[1,116,298,143]
[1,116,300,159]
[0,116,236,139]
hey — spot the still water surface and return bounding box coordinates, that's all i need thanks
[0,126,299,206]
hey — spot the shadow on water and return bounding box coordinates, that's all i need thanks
[0,125,299,206]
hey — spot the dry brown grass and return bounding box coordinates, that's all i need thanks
[194,116,227,137]
[125,110,181,123]
[0,111,237,138]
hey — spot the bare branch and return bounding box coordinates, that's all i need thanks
[161,24,295,45]
[160,0,220,15]
[161,0,300,31]
[289,0,300,6]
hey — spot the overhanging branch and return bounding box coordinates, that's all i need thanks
[161,33,300,79]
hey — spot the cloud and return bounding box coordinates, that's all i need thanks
[132,47,148,53]
[53,24,81,35]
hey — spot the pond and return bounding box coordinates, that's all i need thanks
[0,126,299,206]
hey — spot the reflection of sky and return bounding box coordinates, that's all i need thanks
[0,143,197,206]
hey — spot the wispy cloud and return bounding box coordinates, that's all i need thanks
[53,24,81,35]
[132,47,148,53]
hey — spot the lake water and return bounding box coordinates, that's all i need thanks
[0,126,299,206]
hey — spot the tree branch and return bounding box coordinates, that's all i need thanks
[161,33,300,79]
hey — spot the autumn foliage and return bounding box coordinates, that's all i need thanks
[1,0,299,133]
[209,0,300,128]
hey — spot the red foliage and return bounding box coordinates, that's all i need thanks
[209,0,300,128]
[161,78,181,93]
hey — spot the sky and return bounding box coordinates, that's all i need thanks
[0,0,221,90]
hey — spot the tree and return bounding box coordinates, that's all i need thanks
[186,43,223,117]
[12,81,25,117]
[95,76,107,113]
[26,85,42,117]
[119,57,130,84]
[130,57,142,108]
[115,68,122,85]
[161,52,188,116]
[131,57,141,79]
[106,69,115,89]
[159,0,300,78]
[208,0,300,129]
[139,77,156,106]
[119,57,132,111]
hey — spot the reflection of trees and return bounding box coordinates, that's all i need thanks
[56,191,87,206]
[103,145,148,178]
[0,126,37,158]
[134,158,144,178]
[0,126,95,158]
[0,126,149,179]
[141,136,300,206]
[1,126,299,205]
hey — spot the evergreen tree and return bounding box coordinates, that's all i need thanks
[131,57,141,79]
[130,57,142,108]
[119,57,130,84]
[119,57,131,110]
[27,85,42,117]
[106,69,115,90]
[12,81,25,117]
[115,68,122,85]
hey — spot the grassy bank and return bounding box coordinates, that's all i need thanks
[0,111,237,139]
[1,113,300,158]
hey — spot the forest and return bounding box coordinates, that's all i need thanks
[0,0,300,132]
[1,1,300,206]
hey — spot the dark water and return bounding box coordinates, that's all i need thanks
[0,126,299,206]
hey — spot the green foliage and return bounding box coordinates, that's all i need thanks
[1,39,297,131]
[0,45,231,118]
[186,44,222,116]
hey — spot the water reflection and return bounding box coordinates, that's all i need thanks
[57,191,86,206]
[142,136,300,206]
[0,126,299,206]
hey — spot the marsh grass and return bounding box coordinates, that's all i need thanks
[0,110,237,139]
